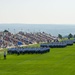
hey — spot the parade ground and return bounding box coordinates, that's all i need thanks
[0,44,75,75]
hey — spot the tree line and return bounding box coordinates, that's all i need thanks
[58,33,75,39]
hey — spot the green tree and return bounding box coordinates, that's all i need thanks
[58,34,62,39]
[68,33,73,39]
[4,30,9,32]
[74,35,75,38]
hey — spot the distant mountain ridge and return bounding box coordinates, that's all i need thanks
[0,24,75,36]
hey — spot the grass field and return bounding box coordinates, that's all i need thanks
[0,44,75,75]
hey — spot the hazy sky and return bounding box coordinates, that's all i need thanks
[0,0,75,24]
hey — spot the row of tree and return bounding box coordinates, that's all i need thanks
[58,33,75,39]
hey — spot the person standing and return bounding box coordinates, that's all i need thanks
[4,50,6,59]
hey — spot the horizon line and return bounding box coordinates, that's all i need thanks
[0,23,75,25]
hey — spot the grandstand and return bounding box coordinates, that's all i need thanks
[0,31,58,48]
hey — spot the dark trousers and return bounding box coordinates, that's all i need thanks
[4,55,6,59]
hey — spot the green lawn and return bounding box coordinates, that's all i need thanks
[0,44,75,75]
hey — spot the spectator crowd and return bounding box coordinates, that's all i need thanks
[0,30,58,48]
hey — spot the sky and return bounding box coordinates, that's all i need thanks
[0,0,75,24]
